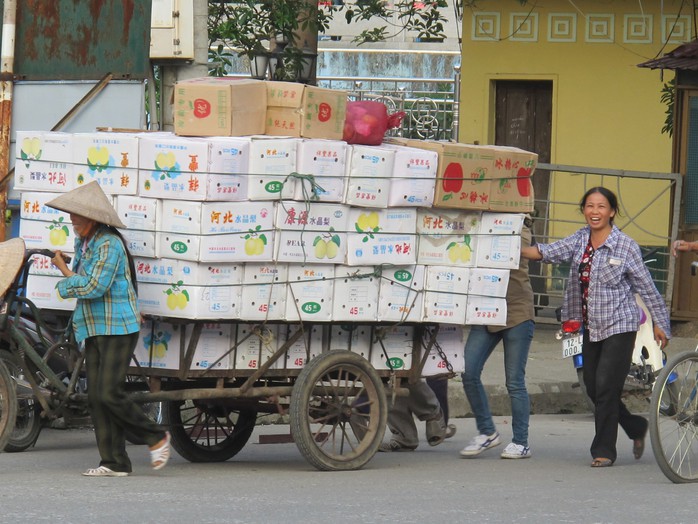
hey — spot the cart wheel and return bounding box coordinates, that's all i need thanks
[290,350,387,471]
[0,350,42,452]
[0,357,18,453]
[650,350,698,483]
[163,399,257,462]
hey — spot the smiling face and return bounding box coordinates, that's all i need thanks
[70,213,98,239]
[582,192,615,232]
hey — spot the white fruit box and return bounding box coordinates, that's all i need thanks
[206,137,251,201]
[329,324,372,358]
[294,139,348,202]
[190,323,235,370]
[475,234,522,269]
[115,195,158,231]
[382,144,438,207]
[19,218,74,252]
[25,274,77,311]
[479,212,525,235]
[156,232,200,262]
[134,258,243,287]
[421,325,465,376]
[296,175,346,203]
[134,320,184,370]
[72,132,139,195]
[344,144,394,208]
[422,266,470,325]
[157,200,202,235]
[240,264,288,321]
[370,326,413,371]
[465,296,507,326]
[346,208,417,266]
[27,254,63,277]
[137,282,242,320]
[201,201,275,235]
[416,209,481,267]
[331,266,380,321]
[234,324,281,370]
[20,192,72,223]
[274,202,349,264]
[285,265,335,321]
[467,268,510,298]
[14,131,74,193]
[247,136,298,200]
[138,136,210,200]
[156,231,276,263]
[377,265,425,323]
[122,229,157,258]
[278,324,324,370]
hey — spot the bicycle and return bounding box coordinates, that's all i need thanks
[649,260,698,483]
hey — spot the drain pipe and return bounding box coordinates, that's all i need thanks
[0,0,17,241]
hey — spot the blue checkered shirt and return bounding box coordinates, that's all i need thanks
[537,225,671,342]
[56,226,141,343]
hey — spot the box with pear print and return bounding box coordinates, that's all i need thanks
[346,207,417,266]
[14,131,75,193]
[72,132,139,195]
[416,209,481,267]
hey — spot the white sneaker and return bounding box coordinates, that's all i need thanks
[500,442,532,459]
[459,432,501,457]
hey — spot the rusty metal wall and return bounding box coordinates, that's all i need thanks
[2,0,151,80]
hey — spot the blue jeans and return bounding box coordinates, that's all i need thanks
[461,321,534,446]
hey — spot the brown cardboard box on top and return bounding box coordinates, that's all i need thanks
[265,81,347,139]
[492,145,538,178]
[407,140,493,210]
[489,145,538,212]
[174,78,266,137]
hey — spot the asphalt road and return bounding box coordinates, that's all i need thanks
[0,414,694,524]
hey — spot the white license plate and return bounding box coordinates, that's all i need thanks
[562,334,583,358]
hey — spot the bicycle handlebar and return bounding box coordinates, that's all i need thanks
[27,249,72,265]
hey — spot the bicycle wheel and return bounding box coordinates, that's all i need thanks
[0,350,42,452]
[649,350,698,483]
[0,359,18,452]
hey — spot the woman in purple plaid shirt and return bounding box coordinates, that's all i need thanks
[522,187,670,468]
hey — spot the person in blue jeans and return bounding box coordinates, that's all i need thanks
[460,220,536,459]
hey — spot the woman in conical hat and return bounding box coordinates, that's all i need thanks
[47,181,170,477]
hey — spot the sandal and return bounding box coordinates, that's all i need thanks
[590,458,613,468]
[150,432,171,470]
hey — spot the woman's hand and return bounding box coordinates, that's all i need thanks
[52,250,73,277]
[653,325,668,349]
[672,239,696,257]
[521,245,542,260]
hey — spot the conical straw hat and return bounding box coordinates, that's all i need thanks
[0,237,26,299]
[46,181,126,228]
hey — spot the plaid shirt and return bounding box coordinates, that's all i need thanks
[56,226,140,343]
[537,225,671,342]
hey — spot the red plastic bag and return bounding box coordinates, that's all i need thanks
[342,101,406,145]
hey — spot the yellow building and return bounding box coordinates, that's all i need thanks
[458,0,686,244]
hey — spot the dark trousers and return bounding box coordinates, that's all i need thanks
[85,333,165,473]
[582,331,648,462]
[426,376,449,424]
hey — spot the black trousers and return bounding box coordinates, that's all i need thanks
[85,333,165,473]
[582,331,648,462]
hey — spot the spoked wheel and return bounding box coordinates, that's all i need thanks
[650,350,698,483]
[163,399,257,462]
[289,350,387,471]
[0,350,42,452]
[0,358,18,453]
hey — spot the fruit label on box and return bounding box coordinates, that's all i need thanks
[347,208,417,265]
[72,133,139,195]
[416,209,481,267]
[14,132,75,192]
[19,218,73,251]
[20,192,72,223]
[134,320,182,370]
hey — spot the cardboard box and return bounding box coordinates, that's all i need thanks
[190,323,235,370]
[27,253,63,277]
[138,135,210,201]
[416,208,481,267]
[247,136,298,200]
[72,132,139,195]
[133,320,184,370]
[329,324,372,359]
[174,78,266,137]
[234,324,281,370]
[14,131,74,193]
[122,229,157,258]
[278,324,324,369]
[158,200,202,235]
[346,207,417,266]
[382,144,438,207]
[294,139,348,202]
[377,265,425,322]
[265,81,347,140]
[274,202,349,264]
[285,265,335,321]
[422,266,470,325]
[420,325,465,376]
[467,268,510,298]
[25,274,77,311]
[20,192,72,223]
[370,326,413,371]
[116,195,158,231]
[475,234,522,269]
[479,212,525,235]
[206,137,251,201]
[488,177,535,212]
[331,265,380,321]
[240,264,288,321]
[19,218,74,252]
[465,296,507,326]
[492,145,538,179]
[344,144,395,208]
[156,232,201,262]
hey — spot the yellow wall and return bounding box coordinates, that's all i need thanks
[459,0,684,243]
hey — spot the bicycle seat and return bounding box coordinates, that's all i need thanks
[0,237,26,299]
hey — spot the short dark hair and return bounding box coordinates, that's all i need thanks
[579,187,620,223]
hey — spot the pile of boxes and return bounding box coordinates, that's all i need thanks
[14,80,537,375]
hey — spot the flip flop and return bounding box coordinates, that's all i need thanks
[150,432,171,470]
[591,458,613,468]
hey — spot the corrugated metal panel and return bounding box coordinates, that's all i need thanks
[2,0,152,80]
